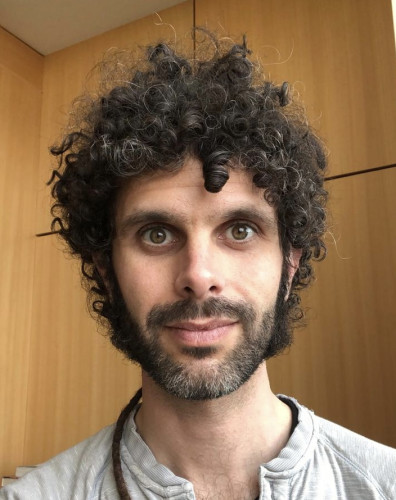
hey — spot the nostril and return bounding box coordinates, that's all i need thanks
[176,266,225,300]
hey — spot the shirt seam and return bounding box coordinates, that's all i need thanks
[317,435,389,500]
[89,455,112,500]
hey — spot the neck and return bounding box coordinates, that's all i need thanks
[135,363,292,499]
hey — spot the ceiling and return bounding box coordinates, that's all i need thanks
[0,0,186,55]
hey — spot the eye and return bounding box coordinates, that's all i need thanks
[141,226,175,246]
[225,222,256,241]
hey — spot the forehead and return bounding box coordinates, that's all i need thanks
[114,157,276,226]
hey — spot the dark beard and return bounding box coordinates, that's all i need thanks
[106,268,292,400]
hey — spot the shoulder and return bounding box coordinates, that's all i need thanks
[0,424,116,500]
[315,414,396,497]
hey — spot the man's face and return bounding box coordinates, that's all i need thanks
[110,157,297,399]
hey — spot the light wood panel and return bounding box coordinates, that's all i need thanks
[268,166,396,447]
[195,0,396,177]
[25,1,194,465]
[24,236,141,465]
[0,27,42,88]
[0,29,43,477]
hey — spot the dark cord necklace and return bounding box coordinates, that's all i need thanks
[112,388,142,500]
[112,388,264,500]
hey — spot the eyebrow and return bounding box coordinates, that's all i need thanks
[117,210,188,237]
[117,206,278,237]
[219,207,278,231]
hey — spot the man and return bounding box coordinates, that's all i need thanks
[2,36,395,499]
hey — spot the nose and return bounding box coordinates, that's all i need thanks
[174,241,225,300]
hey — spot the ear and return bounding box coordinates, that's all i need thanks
[92,253,111,292]
[285,247,302,300]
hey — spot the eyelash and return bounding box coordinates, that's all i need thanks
[139,225,176,246]
[137,221,259,248]
[222,221,258,243]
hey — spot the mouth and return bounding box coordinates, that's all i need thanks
[165,319,238,346]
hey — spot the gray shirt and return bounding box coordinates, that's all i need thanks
[1,396,395,499]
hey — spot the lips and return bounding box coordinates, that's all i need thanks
[165,320,238,346]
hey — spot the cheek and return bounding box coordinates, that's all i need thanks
[112,250,170,319]
[230,252,283,304]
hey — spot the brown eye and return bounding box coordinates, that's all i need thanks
[150,229,166,243]
[227,223,255,241]
[142,227,173,245]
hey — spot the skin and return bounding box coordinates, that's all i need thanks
[111,157,301,500]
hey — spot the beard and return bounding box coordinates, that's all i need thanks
[105,267,292,400]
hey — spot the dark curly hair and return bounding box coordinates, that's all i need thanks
[49,33,327,338]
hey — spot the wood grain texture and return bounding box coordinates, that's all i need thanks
[24,236,141,464]
[0,31,43,477]
[0,26,43,88]
[268,167,396,447]
[195,0,396,177]
[25,1,194,465]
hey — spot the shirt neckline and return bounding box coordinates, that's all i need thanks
[119,395,318,494]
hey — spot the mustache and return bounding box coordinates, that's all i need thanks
[146,297,257,330]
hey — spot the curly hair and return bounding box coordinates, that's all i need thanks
[49,34,327,334]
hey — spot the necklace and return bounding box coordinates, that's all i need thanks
[112,388,142,499]
[112,388,261,500]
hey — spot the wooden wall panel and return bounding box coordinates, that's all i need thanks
[0,28,43,477]
[268,167,396,447]
[25,1,194,465]
[24,236,142,465]
[195,0,396,177]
